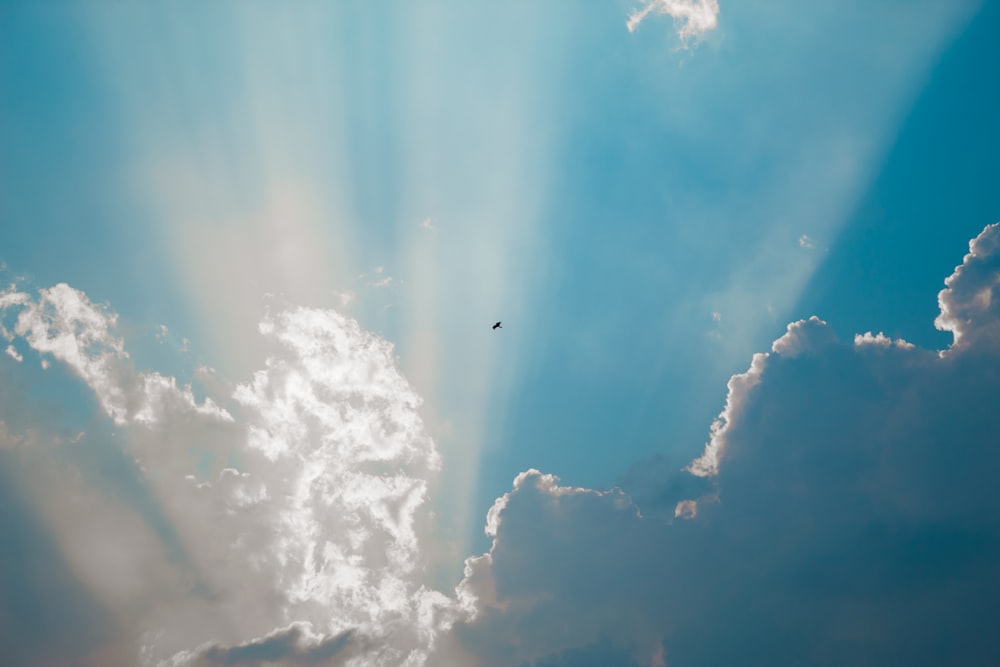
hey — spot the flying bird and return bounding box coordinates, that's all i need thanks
[492,321,502,330]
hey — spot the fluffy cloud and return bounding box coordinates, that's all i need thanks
[935,222,1000,350]
[143,306,458,666]
[1,283,231,426]
[0,289,455,666]
[449,470,672,667]
[626,0,720,44]
[447,222,1000,666]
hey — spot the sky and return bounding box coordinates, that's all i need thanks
[1,0,999,665]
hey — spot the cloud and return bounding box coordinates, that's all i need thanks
[626,0,720,44]
[0,287,457,666]
[144,306,456,666]
[6,222,1000,667]
[799,234,815,248]
[854,330,915,349]
[169,623,357,667]
[685,346,766,478]
[935,222,1000,350]
[336,290,356,307]
[356,266,395,289]
[447,222,1000,666]
[0,283,231,426]
[448,470,672,667]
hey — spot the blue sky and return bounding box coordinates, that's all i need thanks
[2,1,1000,665]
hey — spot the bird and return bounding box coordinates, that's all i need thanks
[492,321,502,330]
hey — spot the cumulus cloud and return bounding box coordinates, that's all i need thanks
[144,306,457,666]
[0,287,456,667]
[935,222,1000,350]
[449,470,672,667]
[447,222,1000,666]
[854,330,915,349]
[626,0,720,44]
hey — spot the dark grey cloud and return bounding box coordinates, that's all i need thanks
[449,223,1000,667]
[194,624,356,667]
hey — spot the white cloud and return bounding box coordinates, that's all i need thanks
[0,285,457,667]
[337,290,357,307]
[626,0,720,44]
[446,222,1000,666]
[685,348,765,478]
[142,306,456,666]
[4,344,21,362]
[853,330,914,349]
[935,222,1000,351]
[799,234,815,248]
[0,283,230,426]
[357,266,395,289]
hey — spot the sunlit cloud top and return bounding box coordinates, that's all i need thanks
[626,0,720,43]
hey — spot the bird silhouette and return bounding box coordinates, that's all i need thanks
[492,321,502,330]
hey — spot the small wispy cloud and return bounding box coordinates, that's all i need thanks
[799,234,815,249]
[419,217,436,231]
[363,266,394,288]
[336,290,356,307]
[707,311,724,342]
[626,0,720,44]
[854,331,915,349]
[356,265,395,289]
